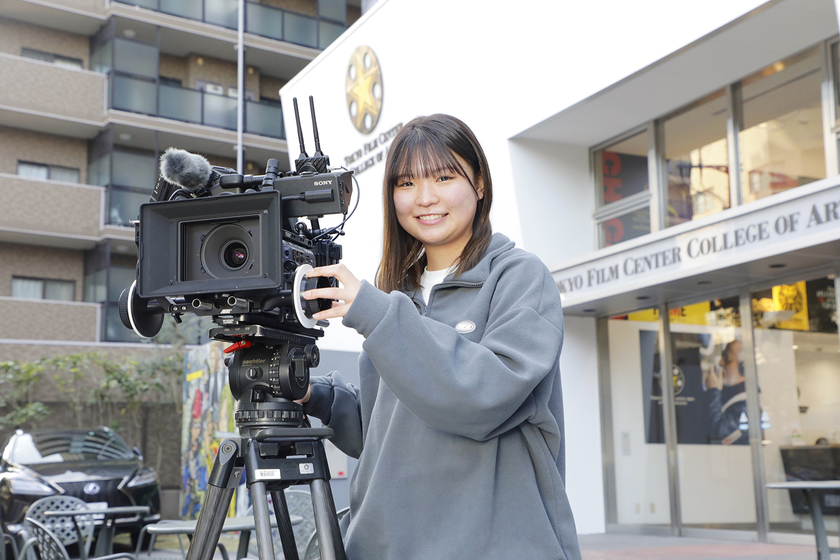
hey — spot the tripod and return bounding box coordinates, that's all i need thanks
[185,327,347,560]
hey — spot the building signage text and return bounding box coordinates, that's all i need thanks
[555,190,840,297]
[343,122,403,176]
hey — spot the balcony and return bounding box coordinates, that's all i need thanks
[0,54,105,125]
[0,174,105,245]
[0,297,100,342]
[111,0,346,49]
[110,74,285,139]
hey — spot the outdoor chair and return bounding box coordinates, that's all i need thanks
[25,496,95,560]
[19,518,135,560]
[246,489,316,559]
[1,530,19,560]
[302,507,348,560]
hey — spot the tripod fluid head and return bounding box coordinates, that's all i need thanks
[213,323,321,434]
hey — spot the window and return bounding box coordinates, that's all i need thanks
[159,76,183,87]
[663,90,730,227]
[592,44,832,247]
[751,275,840,535]
[20,48,83,70]
[739,48,825,204]
[11,277,75,301]
[17,162,80,183]
[594,129,651,247]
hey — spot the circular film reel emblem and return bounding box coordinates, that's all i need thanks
[346,46,383,134]
[672,365,686,396]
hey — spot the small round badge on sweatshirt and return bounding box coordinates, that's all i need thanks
[455,321,476,334]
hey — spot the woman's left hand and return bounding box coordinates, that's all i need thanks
[302,263,362,320]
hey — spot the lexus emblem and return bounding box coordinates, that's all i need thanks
[83,482,101,495]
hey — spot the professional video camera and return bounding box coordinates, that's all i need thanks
[119,97,352,560]
[118,96,355,404]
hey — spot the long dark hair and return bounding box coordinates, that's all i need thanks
[375,114,493,293]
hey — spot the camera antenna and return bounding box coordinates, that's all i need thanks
[293,97,308,159]
[310,96,323,158]
[309,96,330,173]
[292,96,329,174]
[293,98,312,173]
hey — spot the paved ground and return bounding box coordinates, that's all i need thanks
[134,532,826,560]
[578,534,821,560]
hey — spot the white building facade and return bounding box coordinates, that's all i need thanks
[280,0,840,543]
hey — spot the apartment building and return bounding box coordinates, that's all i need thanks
[0,0,360,354]
[0,0,362,509]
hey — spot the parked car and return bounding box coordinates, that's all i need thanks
[0,426,161,546]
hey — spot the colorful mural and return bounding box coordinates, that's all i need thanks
[180,343,238,519]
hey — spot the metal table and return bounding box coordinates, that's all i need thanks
[767,481,840,560]
[138,514,304,560]
[44,505,151,558]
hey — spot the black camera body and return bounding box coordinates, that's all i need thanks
[128,166,352,336]
[139,168,349,307]
[119,97,351,406]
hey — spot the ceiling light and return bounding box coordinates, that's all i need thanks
[118,133,132,142]
[792,345,798,350]
[123,29,136,39]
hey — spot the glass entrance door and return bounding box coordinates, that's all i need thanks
[751,275,840,536]
[666,299,758,531]
[607,312,672,528]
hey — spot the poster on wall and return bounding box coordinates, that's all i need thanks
[602,152,650,246]
[180,344,238,520]
[640,331,748,445]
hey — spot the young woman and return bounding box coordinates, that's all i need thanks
[300,114,581,560]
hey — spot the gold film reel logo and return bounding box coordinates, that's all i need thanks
[346,46,383,134]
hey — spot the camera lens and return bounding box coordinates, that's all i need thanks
[222,241,249,270]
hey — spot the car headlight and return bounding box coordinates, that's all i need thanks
[8,477,54,496]
[127,469,157,488]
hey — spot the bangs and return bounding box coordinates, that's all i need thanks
[387,133,470,187]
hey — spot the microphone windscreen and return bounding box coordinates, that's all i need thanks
[160,148,212,192]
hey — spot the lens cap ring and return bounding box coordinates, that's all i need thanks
[121,280,164,338]
[293,264,318,329]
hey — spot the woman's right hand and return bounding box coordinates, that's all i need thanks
[302,263,362,320]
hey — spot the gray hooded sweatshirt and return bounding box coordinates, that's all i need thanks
[303,233,581,560]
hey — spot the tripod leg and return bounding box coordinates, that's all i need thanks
[310,479,346,560]
[187,440,241,560]
[270,490,300,560]
[249,482,276,560]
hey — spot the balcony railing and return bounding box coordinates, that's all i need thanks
[111,0,346,50]
[110,74,285,139]
[0,174,104,239]
[0,53,105,123]
[0,298,100,342]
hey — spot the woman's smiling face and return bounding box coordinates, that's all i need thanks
[392,154,483,270]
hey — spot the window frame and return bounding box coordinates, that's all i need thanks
[16,161,81,184]
[590,40,837,250]
[20,48,83,70]
[11,276,76,302]
[591,122,656,248]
